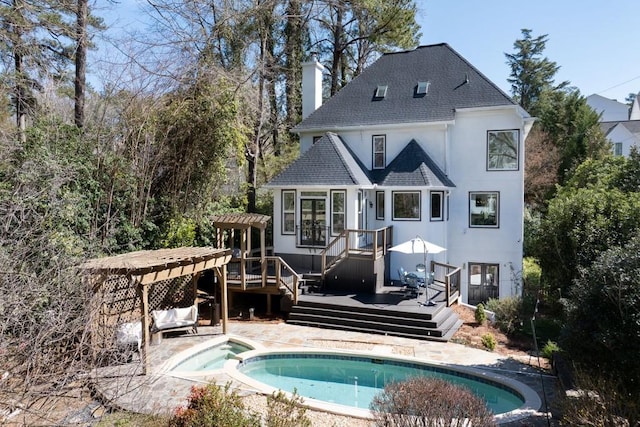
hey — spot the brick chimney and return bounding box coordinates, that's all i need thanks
[301,56,325,119]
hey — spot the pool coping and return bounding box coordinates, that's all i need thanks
[161,338,542,424]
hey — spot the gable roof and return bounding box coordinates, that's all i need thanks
[601,120,640,138]
[266,133,372,187]
[371,140,455,187]
[267,134,455,189]
[294,43,516,132]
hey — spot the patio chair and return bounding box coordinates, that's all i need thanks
[398,267,421,297]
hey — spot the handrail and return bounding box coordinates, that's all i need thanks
[431,261,461,307]
[320,226,393,279]
[244,256,301,304]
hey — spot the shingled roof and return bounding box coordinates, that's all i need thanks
[267,133,454,188]
[294,43,516,131]
[266,133,372,187]
[371,140,455,187]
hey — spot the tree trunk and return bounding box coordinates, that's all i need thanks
[74,0,88,129]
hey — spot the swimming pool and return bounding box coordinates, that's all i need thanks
[163,335,261,374]
[228,349,541,423]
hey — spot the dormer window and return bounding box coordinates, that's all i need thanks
[374,85,388,99]
[416,81,430,96]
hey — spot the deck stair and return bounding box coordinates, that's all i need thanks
[287,296,463,342]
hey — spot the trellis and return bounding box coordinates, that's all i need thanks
[82,247,232,374]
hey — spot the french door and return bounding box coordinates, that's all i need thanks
[300,198,326,247]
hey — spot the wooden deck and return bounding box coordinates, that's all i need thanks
[288,283,463,341]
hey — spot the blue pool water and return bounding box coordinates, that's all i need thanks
[171,341,253,371]
[238,353,524,414]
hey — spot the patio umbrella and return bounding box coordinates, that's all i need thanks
[389,236,446,306]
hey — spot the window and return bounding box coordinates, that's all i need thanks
[281,190,296,234]
[430,191,443,221]
[416,81,430,96]
[614,142,623,156]
[468,263,499,305]
[358,191,364,232]
[374,85,388,99]
[469,192,499,228]
[373,135,386,169]
[331,190,345,235]
[392,191,421,220]
[376,191,385,220]
[487,130,519,170]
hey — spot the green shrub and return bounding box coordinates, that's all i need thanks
[475,303,487,324]
[265,390,311,427]
[169,383,260,427]
[370,376,495,427]
[481,333,497,351]
[540,340,560,360]
[485,296,523,336]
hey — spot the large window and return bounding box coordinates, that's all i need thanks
[392,191,421,220]
[281,190,296,234]
[487,130,519,170]
[376,191,385,220]
[430,191,443,221]
[468,263,499,305]
[469,192,499,228]
[331,190,345,235]
[373,135,386,169]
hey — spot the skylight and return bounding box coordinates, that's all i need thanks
[416,81,430,95]
[375,85,388,98]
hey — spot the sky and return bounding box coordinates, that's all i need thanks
[416,0,640,103]
[98,0,640,104]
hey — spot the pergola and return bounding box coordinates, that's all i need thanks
[211,213,270,288]
[81,247,232,374]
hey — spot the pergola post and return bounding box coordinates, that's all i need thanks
[135,279,150,376]
[215,264,229,334]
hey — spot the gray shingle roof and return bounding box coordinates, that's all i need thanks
[371,140,455,187]
[294,43,516,131]
[266,133,372,187]
[601,120,640,137]
[266,134,455,188]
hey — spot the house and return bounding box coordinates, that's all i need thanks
[266,44,534,305]
[600,120,640,157]
[587,92,640,157]
[586,93,630,122]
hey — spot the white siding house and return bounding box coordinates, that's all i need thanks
[266,44,534,305]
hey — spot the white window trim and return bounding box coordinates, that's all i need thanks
[376,191,385,220]
[331,190,345,236]
[281,190,296,235]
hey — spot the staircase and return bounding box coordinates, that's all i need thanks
[287,298,463,342]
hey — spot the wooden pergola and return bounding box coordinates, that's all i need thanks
[81,247,232,374]
[211,213,270,288]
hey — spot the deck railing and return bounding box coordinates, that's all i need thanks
[241,256,300,303]
[320,226,393,279]
[431,261,461,307]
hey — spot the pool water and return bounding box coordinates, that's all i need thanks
[238,354,524,414]
[171,341,253,371]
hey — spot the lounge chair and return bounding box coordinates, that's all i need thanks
[151,305,198,336]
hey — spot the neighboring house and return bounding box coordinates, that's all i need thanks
[265,44,534,305]
[586,94,630,121]
[587,92,640,157]
[600,120,640,157]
